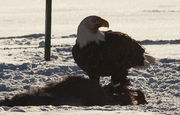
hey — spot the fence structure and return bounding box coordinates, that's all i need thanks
[45,0,52,61]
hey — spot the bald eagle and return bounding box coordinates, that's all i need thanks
[72,15,155,88]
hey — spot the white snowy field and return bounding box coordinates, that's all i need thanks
[0,35,179,115]
[0,111,161,115]
[0,0,180,115]
[0,110,161,115]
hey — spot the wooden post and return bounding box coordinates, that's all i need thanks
[45,0,52,61]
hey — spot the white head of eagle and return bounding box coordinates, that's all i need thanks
[77,15,109,48]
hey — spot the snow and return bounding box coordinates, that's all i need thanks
[0,110,161,115]
[0,0,180,115]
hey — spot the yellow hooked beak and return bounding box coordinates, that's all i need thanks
[100,18,109,28]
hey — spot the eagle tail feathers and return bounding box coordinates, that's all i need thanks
[134,54,156,69]
[144,54,156,64]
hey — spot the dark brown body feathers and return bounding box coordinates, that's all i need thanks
[72,31,145,84]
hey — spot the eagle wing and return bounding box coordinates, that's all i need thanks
[103,31,145,68]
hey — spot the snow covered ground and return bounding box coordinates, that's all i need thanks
[0,0,179,114]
